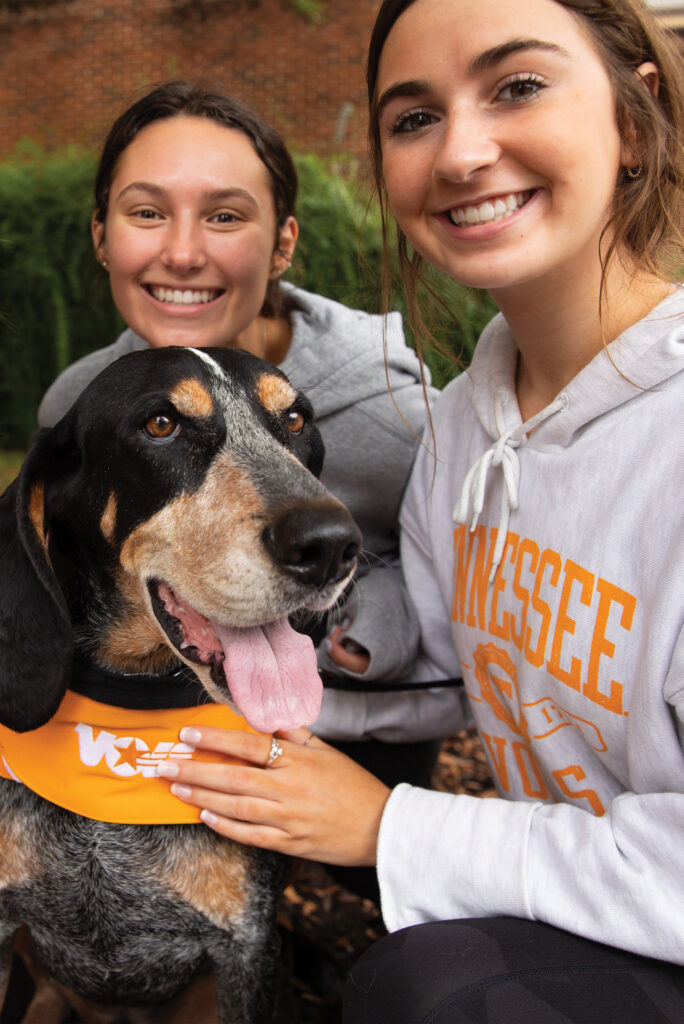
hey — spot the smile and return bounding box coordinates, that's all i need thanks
[447,191,533,228]
[147,285,223,305]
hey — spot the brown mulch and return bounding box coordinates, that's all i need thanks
[276,728,495,1023]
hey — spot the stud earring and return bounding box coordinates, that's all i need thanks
[625,163,642,180]
[271,254,292,278]
[100,257,109,269]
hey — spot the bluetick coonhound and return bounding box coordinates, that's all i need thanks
[0,345,361,1023]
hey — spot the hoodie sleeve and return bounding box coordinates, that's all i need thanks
[313,308,442,688]
[377,629,684,966]
[312,416,471,743]
[378,779,684,965]
[37,331,146,428]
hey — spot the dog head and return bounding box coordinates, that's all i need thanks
[0,346,361,733]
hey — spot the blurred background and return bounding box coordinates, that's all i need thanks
[0,0,681,458]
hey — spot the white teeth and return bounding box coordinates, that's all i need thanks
[448,191,531,227]
[150,287,218,305]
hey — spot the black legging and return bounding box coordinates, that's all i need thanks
[343,916,684,1023]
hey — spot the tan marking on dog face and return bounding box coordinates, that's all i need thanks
[169,379,214,419]
[28,483,49,559]
[97,570,178,674]
[118,451,283,627]
[256,372,296,415]
[162,843,249,930]
[100,492,117,544]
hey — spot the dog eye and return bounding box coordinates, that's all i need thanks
[287,410,305,435]
[144,413,180,440]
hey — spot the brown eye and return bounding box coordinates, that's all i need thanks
[287,409,305,435]
[144,413,179,440]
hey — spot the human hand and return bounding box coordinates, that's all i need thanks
[156,726,390,866]
[326,623,370,674]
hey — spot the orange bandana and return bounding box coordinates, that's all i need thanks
[0,690,261,825]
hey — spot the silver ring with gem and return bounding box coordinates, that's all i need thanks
[265,736,283,767]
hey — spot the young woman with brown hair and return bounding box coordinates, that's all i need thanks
[158,6,684,1016]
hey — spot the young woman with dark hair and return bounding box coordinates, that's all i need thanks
[38,84,444,873]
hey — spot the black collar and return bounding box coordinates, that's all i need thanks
[70,655,212,710]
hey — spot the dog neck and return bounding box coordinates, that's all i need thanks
[70,654,211,711]
[0,672,258,825]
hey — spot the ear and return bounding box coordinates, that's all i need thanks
[91,212,108,269]
[271,216,298,276]
[0,435,73,731]
[636,61,660,99]
[620,62,660,167]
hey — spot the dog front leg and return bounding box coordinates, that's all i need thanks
[212,929,281,1024]
[0,922,19,1013]
[12,926,72,1024]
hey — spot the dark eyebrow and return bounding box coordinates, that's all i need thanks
[375,80,431,121]
[114,182,259,208]
[376,39,571,119]
[469,39,571,74]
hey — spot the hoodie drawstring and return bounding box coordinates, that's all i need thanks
[453,392,566,581]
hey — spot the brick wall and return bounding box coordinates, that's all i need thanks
[0,0,378,161]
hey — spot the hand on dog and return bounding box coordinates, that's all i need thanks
[156,727,391,866]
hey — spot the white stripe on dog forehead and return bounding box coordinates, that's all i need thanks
[188,348,227,380]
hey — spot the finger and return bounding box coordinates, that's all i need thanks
[169,783,283,827]
[178,725,274,766]
[199,811,296,854]
[276,725,322,747]
[156,758,274,796]
[327,624,346,644]
[326,637,370,674]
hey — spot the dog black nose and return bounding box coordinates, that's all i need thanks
[264,504,362,588]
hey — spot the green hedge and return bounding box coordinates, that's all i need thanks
[0,145,496,448]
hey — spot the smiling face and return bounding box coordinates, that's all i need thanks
[375,0,635,302]
[92,116,297,350]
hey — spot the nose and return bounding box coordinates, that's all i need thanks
[263,503,362,589]
[160,217,207,273]
[432,110,501,183]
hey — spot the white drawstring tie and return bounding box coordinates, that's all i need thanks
[453,392,566,581]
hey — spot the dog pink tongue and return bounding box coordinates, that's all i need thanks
[214,617,322,733]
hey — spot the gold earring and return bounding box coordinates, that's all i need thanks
[625,163,642,180]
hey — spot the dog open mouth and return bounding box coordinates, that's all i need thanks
[148,580,322,733]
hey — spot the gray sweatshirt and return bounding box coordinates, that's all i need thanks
[38,285,438,734]
[376,288,684,964]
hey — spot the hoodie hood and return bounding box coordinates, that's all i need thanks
[280,285,423,418]
[455,286,684,578]
[467,286,684,451]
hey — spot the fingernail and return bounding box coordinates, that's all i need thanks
[180,727,202,744]
[341,617,352,630]
[201,809,218,826]
[324,638,332,652]
[156,761,179,779]
[170,783,192,799]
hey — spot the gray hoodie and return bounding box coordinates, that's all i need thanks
[376,287,684,964]
[38,286,438,726]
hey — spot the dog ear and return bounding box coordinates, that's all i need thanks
[0,431,73,731]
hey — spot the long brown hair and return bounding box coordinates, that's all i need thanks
[367,0,684,350]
